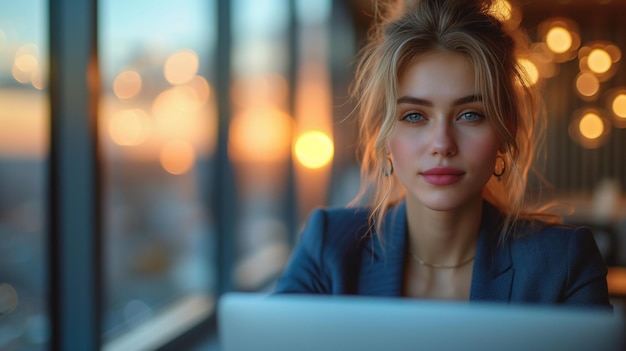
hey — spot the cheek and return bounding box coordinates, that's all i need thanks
[387,131,424,165]
[465,134,501,167]
[387,134,402,156]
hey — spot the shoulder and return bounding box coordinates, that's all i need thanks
[273,206,370,294]
[509,222,608,285]
[311,206,371,230]
[300,206,370,250]
[509,222,597,261]
[511,222,594,247]
[506,221,609,306]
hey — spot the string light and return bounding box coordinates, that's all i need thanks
[575,72,600,100]
[568,109,611,149]
[538,18,580,63]
[587,48,612,74]
[546,26,572,54]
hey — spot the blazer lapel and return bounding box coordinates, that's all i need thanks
[470,201,514,302]
[355,200,513,300]
[357,201,407,296]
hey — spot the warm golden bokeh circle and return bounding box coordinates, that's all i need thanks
[294,131,334,169]
[578,112,604,140]
[546,26,572,54]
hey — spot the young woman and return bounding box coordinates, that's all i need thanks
[275,0,610,307]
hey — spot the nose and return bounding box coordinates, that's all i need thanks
[429,120,458,157]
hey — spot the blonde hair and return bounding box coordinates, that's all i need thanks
[349,0,558,243]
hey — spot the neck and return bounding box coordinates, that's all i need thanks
[405,196,482,267]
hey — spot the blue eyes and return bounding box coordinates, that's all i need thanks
[459,112,482,122]
[400,111,484,123]
[402,113,425,123]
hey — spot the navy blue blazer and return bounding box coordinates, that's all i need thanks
[275,201,611,308]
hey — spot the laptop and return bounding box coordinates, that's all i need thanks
[218,293,624,351]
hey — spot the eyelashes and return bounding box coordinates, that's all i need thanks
[399,110,485,124]
[458,111,484,122]
[401,112,426,123]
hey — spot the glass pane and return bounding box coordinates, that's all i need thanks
[229,0,357,292]
[230,0,293,291]
[99,0,217,346]
[0,1,49,350]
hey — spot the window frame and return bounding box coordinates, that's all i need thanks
[47,0,239,349]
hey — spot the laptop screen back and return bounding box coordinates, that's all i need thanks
[218,293,623,351]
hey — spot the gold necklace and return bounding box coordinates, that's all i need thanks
[410,252,475,269]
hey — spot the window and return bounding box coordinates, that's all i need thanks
[0,0,360,347]
[99,1,218,349]
[0,1,49,350]
[229,0,294,292]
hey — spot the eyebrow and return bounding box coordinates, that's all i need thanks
[396,94,483,107]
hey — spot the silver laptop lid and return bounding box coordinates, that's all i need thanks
[219,293,623,351]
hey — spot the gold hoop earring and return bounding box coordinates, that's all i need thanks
[493,155,506,182]
[384,155,394,177]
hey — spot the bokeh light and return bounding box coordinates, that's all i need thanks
[31,69,45,90]
[152,86,201,138]
[488,0,522,31]
[579,112,604,140]
[14,54,38,74]
[587,48,612,74]
[612,93,626,119]
[579,42,621,82]
[607,89,626,128]
[113,70,142,100]
[11,65,30,84]
[294,131,334,169]
[0,89,48,157]
[228,106,293,163]
[231,74,288,110]
[109,109,151,146]
[160,139,196,175]
[569,109,611,149]
[164,50,199,85]
[518,58,539,85]
[12,55,38,84]
[490,0,512,22]
[546,26,572,54]
[575,72,600,99]
[605,44,622,63]
[11,44,43,87]
[186,75,211,105]
[538,18,580,63]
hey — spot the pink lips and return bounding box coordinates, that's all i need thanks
[420,167,465,186]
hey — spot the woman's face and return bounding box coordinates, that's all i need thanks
[387,51,501,212]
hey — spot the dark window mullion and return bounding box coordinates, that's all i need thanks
[48,0,101,350]
[214,0,237,296]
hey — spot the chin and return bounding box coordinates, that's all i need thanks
[424,202,465,212]
[413,192,483,213]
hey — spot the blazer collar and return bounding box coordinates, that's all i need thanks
[358,201,407,296]
[469,201,514,302]
[357,200,514,301]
